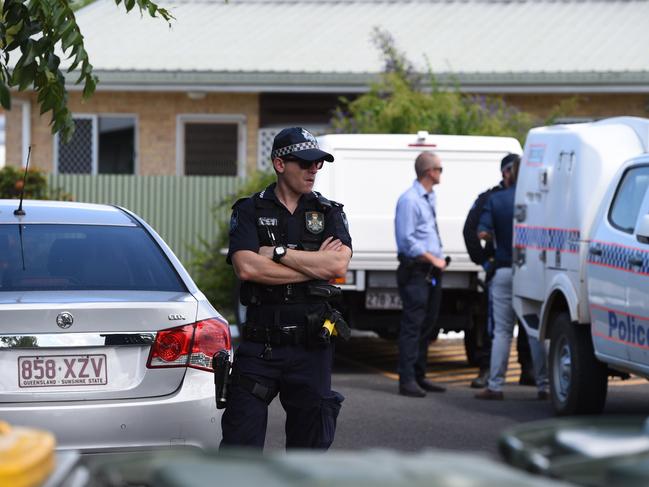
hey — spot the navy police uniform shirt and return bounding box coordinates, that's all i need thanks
[227,183,351,263]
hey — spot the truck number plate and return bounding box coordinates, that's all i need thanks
[18,354,108,388]
[365,290,402,310]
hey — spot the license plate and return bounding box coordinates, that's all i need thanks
[365,290,402,310]
[18,354,108,388]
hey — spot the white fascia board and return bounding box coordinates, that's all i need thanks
[62,70,649,94]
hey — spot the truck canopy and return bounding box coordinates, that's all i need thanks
[315,133,522,272]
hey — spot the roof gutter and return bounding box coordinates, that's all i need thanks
[62,70,649,95]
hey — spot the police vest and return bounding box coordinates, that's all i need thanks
[240,191,337,307]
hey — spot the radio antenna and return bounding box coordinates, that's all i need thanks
[14,146,32,216]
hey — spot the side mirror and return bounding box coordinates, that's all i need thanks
[636,214,649,244]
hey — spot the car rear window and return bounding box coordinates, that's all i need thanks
[0,224,186,292]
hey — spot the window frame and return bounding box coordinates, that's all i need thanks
[607,163,649,234]
[53,113,139,175]
[176,114,247,177]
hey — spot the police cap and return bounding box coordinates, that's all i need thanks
[501,153,520,172]
[271,127,334,162]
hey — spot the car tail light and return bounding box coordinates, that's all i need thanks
[147,318,231,372]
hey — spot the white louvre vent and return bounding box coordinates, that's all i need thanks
[257,128,281,171]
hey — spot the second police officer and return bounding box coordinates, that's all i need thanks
[221,127,353,449]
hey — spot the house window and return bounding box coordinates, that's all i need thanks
[178,115,246,176]
[56,115,136,174]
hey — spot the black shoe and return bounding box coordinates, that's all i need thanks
[537,390,549,401]
[519,369,536,386]
[470,369,489,389]
[416,378,446,393]
[399,381,426,397]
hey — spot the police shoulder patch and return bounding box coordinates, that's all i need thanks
[305,211,325,234]
[229,210,239,234]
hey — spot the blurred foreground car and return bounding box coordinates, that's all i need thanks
[0,200,231,453]
[78,448,577,487]
[500,416,649,487]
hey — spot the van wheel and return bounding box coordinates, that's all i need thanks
[549,312,608,415]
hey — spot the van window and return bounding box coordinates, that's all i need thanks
[609,165,649,233]
[0,225,186,292]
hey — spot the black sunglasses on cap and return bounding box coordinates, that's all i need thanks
[282,157,324,170]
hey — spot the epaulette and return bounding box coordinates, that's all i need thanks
[314,191,333,209]
[231,197,249,210]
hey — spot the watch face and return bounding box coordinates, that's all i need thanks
[274,246,286,262]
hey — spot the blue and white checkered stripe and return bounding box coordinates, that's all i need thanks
[588,241,649,275]
[271,141,319,159]
[514,225,580,253]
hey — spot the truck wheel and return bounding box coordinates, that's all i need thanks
[549,312,608,415]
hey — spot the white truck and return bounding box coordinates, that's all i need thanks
[513,117,649,415]
[314,132,522,362]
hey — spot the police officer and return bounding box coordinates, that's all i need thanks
[474,156,549,400]
[462,154,535,389]
[221,127,353,450]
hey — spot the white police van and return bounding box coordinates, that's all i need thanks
[314,132,521,362]
[513,117,649,415]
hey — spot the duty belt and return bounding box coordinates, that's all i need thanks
[242,324,307,346]
[397,254,432,270]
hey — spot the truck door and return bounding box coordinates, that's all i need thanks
[588,164,649,364]
[627,166,649,367]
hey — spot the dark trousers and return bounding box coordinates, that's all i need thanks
[397,263,443,384]
[474,280,532,372]
[220,340,343,450]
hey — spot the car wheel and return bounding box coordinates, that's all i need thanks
[549,312,608,415]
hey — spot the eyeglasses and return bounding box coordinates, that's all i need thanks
[283,157,324,170]
[430,166,443,173]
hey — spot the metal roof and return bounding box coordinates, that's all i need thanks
[69,0,649,92]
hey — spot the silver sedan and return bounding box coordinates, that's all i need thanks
[0,200,231,452]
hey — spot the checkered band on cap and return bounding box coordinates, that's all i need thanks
[272,141,319,159]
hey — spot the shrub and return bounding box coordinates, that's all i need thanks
[332,28,578,143]
[189,170,275,321]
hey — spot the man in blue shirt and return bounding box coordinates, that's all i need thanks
[474,160,549,400]
[394,151,447,397]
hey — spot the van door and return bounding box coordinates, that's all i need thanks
[588,164,649,364]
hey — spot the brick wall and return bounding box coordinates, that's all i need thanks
[504,93,649,119]
[5,91,649,173]
[5,91,259,174]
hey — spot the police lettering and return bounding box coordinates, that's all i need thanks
[608,311,647,346]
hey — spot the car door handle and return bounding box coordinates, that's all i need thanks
[589,247,602,256]
[628,256,644,267]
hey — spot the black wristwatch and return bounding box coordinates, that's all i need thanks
[272,245,287,263]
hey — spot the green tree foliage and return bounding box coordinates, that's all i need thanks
[333,28,578,142]
[190,171,276,321]
[0,165,72,199]
[0,0,172,141]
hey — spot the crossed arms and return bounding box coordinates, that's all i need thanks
[232,237,352,285]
